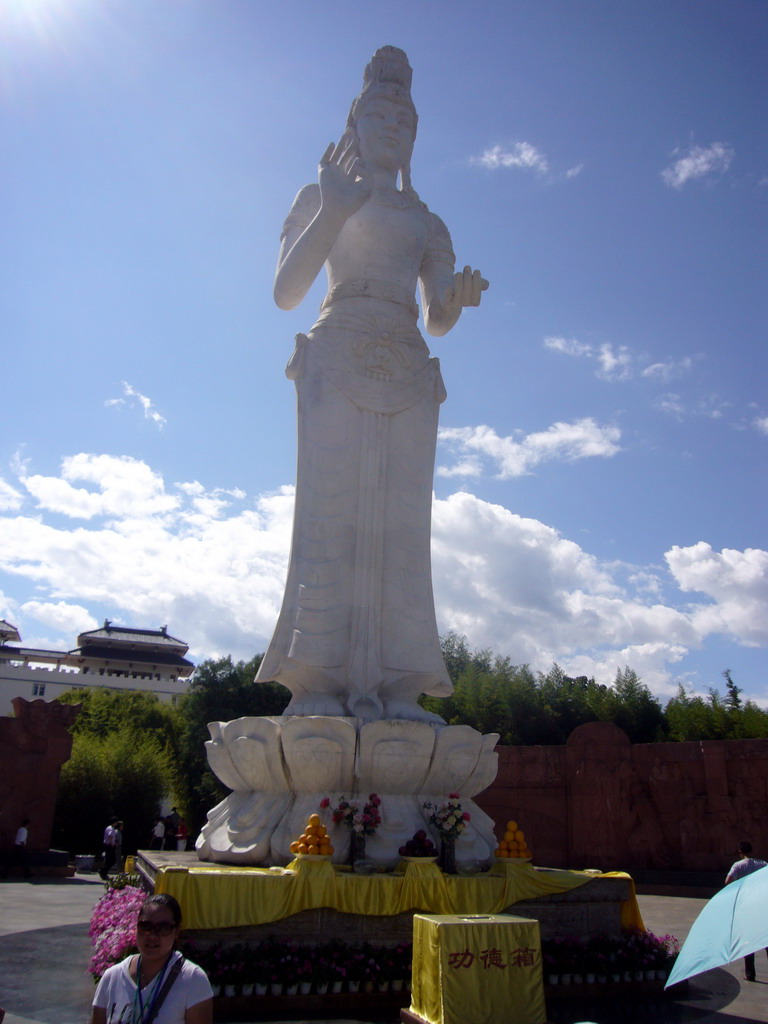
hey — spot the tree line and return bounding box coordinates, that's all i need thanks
[424,634,768,745]
[52,636,766,856]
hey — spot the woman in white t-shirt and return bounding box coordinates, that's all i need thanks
[90,893,212,1024]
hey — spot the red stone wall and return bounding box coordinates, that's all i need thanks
[0,697,80,852]
[475,721,768,874]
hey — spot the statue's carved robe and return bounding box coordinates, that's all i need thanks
[256,183,455,719]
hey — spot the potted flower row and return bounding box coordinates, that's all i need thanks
[181,938,413,998]
[542,930,679,986]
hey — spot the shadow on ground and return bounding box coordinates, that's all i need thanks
[0,922,94,1024]
[546,969,760,1024]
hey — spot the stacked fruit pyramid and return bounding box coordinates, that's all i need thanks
[398,829,437,859]
[289,813,334,858]
[494,819,532,860]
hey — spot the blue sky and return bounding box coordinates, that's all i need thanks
[1,0,766,704]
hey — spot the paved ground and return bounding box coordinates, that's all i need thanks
[0,875,766,1024]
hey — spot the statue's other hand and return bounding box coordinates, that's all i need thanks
[444,266,489,312]
[318,137,372,220]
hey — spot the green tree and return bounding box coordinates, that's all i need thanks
[53,730,171,856]
[664,675,768,741]
[599,667,666,742]
[58,687,178,747]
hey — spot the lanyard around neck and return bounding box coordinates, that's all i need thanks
[134,953,173,1024]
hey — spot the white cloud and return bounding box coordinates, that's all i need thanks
[438,419,621,479]
[471,142,550,175]
[430,492,719,696]
[0,469,294,660]
[661,142,734,189]
[543,336,593,358]
[21,600,97,637]
[543,336,633,380]
[1,455,766,696]
[0,477,23,512]
[654,392,731,421]
[435,457,482,479]
[21,453,178,520]
[666,542,768,647]
[544,338,711,398]
[595,343,633,381]
[106,381,166,429]
[753,416,768,436]
[558,642,689,696]
[641,357,695,383]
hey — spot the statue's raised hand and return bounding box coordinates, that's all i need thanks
[318,136,372,220]
[442,266,489,315]
[423,264,489,336]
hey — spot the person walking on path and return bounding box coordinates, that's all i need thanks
[175,818,189,852]
[1,818,31,879]
[150,817,166,850]
[725,839,768,981]
[100,818,119,880]
[113,821,124,872]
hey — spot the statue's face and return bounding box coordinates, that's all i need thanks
[356,96,415,174]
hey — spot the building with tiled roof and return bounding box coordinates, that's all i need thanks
[0,620,195,715]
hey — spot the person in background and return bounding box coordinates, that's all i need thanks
[1,817,31,879]
[151,817,166,850]
[100,818,118,880]
[113,821,124,872]
[89,892,212,1023]
[725,840,768,981]
[176,819,189,852]
[164,815,177,849]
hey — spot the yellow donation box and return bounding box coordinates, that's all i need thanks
[408,913,546,1024]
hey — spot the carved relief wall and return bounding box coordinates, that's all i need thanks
[476,721,768,873]
[0,697,80,852]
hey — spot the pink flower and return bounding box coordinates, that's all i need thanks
[319,797,330,808]
[448,793,460,800]
[462,812,471,821]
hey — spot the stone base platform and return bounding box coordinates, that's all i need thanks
[135,849,635,946]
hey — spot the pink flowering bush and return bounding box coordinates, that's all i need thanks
[423,793,470,840]
[88,884,145,979]
[320,793,381,836]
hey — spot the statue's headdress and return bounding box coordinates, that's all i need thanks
[346,46,417,189]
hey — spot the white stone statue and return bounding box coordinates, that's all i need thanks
[255,45,488,723]
[197,48,498,869]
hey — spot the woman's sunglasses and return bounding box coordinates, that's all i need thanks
[137,920,176,936]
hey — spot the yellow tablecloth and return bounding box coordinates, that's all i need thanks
[410,913,546,1024]
[153,858,643,932]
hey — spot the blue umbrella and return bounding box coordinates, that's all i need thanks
[666,865,768,988]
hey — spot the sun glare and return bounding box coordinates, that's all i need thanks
[1,0,88,42]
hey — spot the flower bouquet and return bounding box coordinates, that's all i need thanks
[423,793,470,873]
[423,793,470,841]
[320,793,381,865]
[320,793,381,836]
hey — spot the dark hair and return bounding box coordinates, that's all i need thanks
[140,893,182,928]
[738,840,754,855]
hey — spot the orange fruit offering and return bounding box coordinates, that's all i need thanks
[497,818,532,860]
[292,813,333,857]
